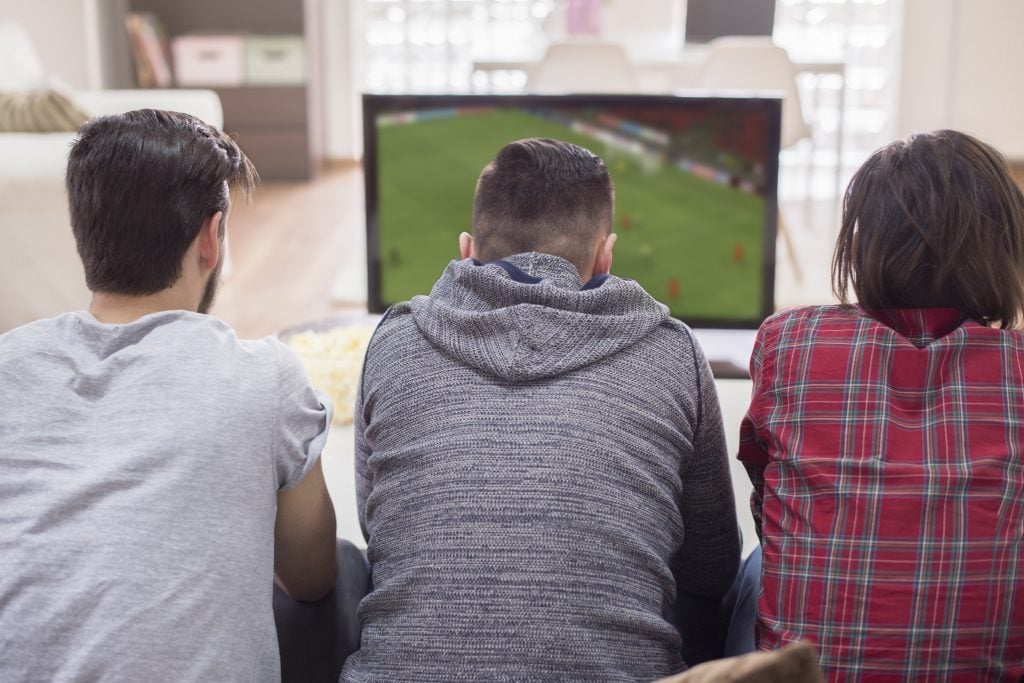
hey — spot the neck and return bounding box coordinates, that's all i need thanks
[89,286,197,325]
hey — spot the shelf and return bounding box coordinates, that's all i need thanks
[103,0,321,181]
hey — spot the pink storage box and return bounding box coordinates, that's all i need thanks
[172,35,245,87]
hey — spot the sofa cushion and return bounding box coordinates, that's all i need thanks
[0,89,90,133]
[655,642,824,683]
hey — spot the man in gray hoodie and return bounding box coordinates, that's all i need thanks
[343,138,742,682]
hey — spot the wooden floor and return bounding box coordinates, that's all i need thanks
[214,162,368,339]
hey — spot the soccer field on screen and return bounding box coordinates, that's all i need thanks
[376,108,765,322]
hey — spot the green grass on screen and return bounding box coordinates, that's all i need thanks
[377,108,764,321]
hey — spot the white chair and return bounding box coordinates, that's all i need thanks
[692,36,812,280]
[693,36,811,149]
[526,40,639,94]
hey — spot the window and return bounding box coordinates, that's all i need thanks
[775,0,904,198]
[363,0,557,93]
[360,0,904,197]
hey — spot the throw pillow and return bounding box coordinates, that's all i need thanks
[0,88,90,133]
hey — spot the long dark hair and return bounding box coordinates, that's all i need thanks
[832,129,1024,328]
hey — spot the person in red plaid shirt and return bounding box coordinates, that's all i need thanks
[740,130,1024,681]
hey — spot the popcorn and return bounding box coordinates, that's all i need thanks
[287,325,376,425]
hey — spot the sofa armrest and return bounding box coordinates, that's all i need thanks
[74,89,223,129]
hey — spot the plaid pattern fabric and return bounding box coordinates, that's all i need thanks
[739,305,1024,682]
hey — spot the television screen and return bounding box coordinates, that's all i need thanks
[363,93,780,328]
[684,0,777,44]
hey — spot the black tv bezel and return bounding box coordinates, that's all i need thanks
[362,92,780,330]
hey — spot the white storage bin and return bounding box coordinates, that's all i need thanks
[172,35,245,87]
[245,35,306,85]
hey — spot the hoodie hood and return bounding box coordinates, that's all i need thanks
[407,252,670,381]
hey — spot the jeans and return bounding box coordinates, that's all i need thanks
[673,546,762,666]
[273,539,371,683]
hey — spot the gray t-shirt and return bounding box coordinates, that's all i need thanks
[0,310,332,682]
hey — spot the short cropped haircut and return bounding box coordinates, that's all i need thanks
[67,109,257,294]
[472,138,614,271]
[832,129,1024,328]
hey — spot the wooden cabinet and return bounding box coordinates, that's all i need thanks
[217,85,316,180]
[105,0,322,180]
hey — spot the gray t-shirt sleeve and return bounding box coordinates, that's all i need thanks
[272,344,334,491]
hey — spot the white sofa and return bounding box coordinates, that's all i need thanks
[0,22,223,331]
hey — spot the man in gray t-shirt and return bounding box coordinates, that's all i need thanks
[0,110,340,682]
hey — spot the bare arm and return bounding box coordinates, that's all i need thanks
[274,457,337,601]
[271,345,339,601]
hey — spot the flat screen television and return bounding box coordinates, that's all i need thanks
[363,93,780,328]
[684,0,777,44]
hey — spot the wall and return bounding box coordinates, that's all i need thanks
[1,0,362,158]
[947,0,1024,159]
[602,0,683,59]
[0,0,95,88]
[19,0,1020,162]
[897,0,1024,160]
[319,0,363,160]
[319,0,685,159]
[894,0,955,138]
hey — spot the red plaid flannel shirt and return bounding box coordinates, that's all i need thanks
[739,305,1024,682]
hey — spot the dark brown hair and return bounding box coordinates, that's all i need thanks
[472,138,614,271]
[66,109,257,294]
[832,129,1024,328]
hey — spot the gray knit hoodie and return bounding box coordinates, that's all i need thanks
[342,253,741,683]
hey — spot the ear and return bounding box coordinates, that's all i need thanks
[198,211,223,274]
[459,232,476,260]
[593,232,617,276]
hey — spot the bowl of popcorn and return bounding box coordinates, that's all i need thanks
[280,315,380,425]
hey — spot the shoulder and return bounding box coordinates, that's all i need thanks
[343,305,416,388]
[361,304,420,363]
[620,317,705,388]
[161,314,306,390]
[0,317,64,374]
[164,312,285,360]
[757,304,859,344]
[0,312,102,359]
[761,304,856,329]
[655,317,700,364]
[748,306,867,382]
[238,333,295,365]
[168,313,292,369]
[0,315,62,346]
[373,303,415,336]
[238,335,311,392]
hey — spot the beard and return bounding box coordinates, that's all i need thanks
[197,258,223,315]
